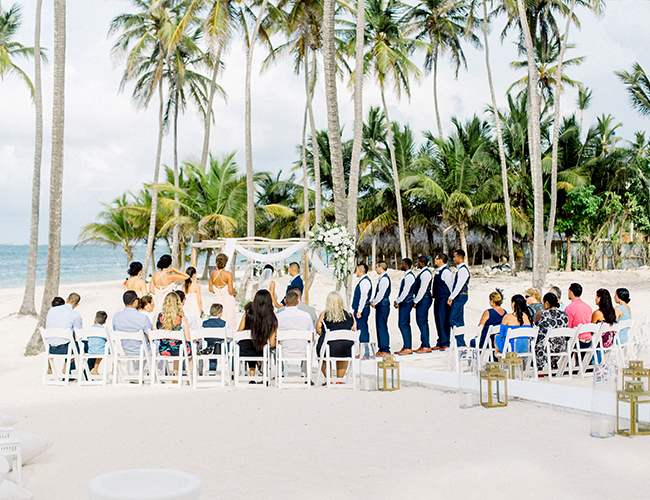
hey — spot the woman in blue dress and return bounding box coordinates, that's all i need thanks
[470,290,506,348]
[495,294,533,354]
[614,288,632,344]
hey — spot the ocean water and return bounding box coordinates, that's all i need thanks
[0,244,151,289]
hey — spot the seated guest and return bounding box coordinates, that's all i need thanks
[87,310,108,375]
[137,295,155,322]
[202,303,227,369]
[525,288,543,319]
[471,290,506,348]
[565,282,593,348]
[277,290,314,360]
[113,290,152,356]
[614,288,632,344]
[237,290,278,377]
[547,285,565,311]
[155,292,192,355]
[45,293,83,372]
[534,293,569,371]
[277,286,317,327]
[176,290,199,331]
[316,291,357,380]
[592,288,617,348]
[495,294,533,354]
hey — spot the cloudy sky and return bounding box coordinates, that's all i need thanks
[1,0,649,245]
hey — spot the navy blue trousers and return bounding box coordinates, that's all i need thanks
[415,296,433,348]
[449,293,468,347]
[357,310,370,343]
[375,304,391,353]
[398,301,414,350]
[433,298,451,347]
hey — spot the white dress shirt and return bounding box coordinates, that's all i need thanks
[44,303,83,346]
[414,268,433,303]
[449,263,470,301]
[435,264,454,294]
[371,273,390,306]
[277,306,314,355]
[355,277,372,313]
[395,271,415,304]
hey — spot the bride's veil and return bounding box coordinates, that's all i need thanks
[258,266,274,291]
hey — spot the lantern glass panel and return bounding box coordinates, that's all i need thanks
[359,343,377,391]
[459,350,479,409]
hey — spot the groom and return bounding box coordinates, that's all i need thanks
[281,262,304,306]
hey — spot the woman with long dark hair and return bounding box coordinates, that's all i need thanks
[495,294,533,353]
[237,290,277,376]
[183,266,202,321]
[592,288,617,348]
[615,288,632,343]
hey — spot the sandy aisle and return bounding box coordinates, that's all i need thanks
[2,267,650,498]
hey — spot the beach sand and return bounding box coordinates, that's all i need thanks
[2,267,650,498]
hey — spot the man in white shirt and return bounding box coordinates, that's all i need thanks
[45,293,83,352]
[276,291,314,375]
[412,256,434,353]
[277,286,317,327]
[352,264,372,343]
[394,258,415,356]
[447,249,470,347]
[371,261,392,356]
[432,253,454,350]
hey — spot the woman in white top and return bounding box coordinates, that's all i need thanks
[149,254,189,318]
[209,253,237,329]
[183,266,203,321]
[124,262,148,297]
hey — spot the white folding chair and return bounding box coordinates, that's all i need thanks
[110,329,151,386]
[543,327,576,380]
[479,325,501,365]
[501,327,539,379]
[40,327,80,386]
[593,323,624,367]
[190,327,231,388]
[76,326,111,386]
[276,329,313,388]
[232,330,270,387]
[315,328,359,389]
[446,325,483,373]
[572,323,600,378]
[149,329,191,387]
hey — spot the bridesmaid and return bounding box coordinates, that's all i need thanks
[150,254,189,318]
[124,262,148,297]
[183,267,203,321]
[209,253,237,329]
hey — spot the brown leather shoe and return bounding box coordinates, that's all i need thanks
[395,348,413,356]
[376,351,391,357]
[415,347,433,354]
[432,346,442,351]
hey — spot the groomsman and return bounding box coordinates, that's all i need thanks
[447,249,470,347]
[281,262,303,305]
[352,263,373,343]
[371,261,391,356]
[432,253,453,351]
[394,259,415,355]
[412,256,433,353]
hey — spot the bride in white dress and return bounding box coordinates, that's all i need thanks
[209,253,237,329]
[258,264,281,309]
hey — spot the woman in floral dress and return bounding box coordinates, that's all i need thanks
[154,292,192,376]
[534,292,569,371]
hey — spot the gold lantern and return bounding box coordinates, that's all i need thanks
[377,355,400,391]
[621,361,650,392]
[616,381,650,436]
[480,362,507,408]
[500,352,524,380]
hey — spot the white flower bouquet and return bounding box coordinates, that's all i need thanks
[309,223,356,283]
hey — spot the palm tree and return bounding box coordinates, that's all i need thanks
[26,0,66,356]
[576,86,591,135]
[407,0,478,138]
[109,0,175,278]
[617,63,650,118]
[0,3,34,92]
[358,0,421,256]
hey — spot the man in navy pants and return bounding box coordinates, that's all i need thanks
[371,261,392,356]
[432,253,454,350]
[447,249,470,347]
[394,258,415,356]
[352,263,373,343]
[412,256,433,353]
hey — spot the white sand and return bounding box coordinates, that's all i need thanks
[2,268,650,498]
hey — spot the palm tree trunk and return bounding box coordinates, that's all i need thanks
[516,0,545,290]
[322,0,348,226]
[459,227,468,258]
[172,97,180,269]
[307,49,322,225]
[301,56,310,236]
[142,76,165,279]
[579,109,584,137]
[433,53,443,139]
[26,0,66,356]
[482,0,516,276]
[19,0,44,317]
[245,0,270,238]
[202,248,212,279]
[380,89,407,257]
[200,44,224,172]
[565,235,572,271]
[347,0,365,237]
[372,232,377,268]
[545,0,578,268]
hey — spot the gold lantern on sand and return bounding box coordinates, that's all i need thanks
[480,362,507,408]
[621,361,650,391]
[377,355,400,391]
[500,352,524,380]
[617,381,650,436]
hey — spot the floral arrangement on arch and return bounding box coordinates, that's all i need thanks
[308,223,356,283]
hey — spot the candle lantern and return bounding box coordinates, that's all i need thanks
[616,381,650,436]
[480,362,507,408]
[0,427,22,486]
[500,352,524,380]
[621,361,650,392]
[377,355,400,391]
